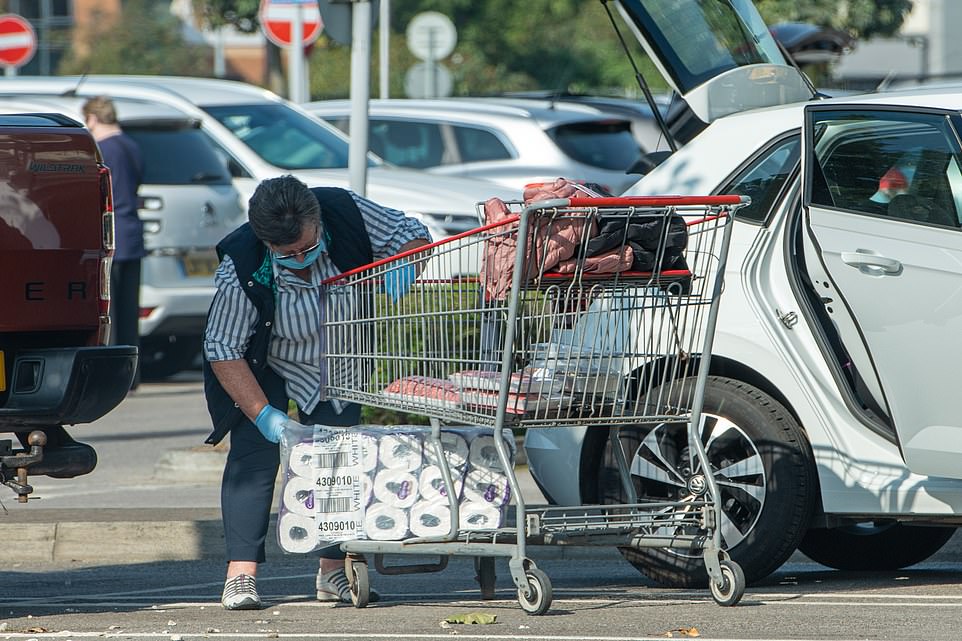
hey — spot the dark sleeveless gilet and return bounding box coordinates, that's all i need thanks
[203,187,374,445]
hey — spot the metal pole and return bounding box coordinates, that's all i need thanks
[349,0,372,196]
[379,0,390,99]
[214,26,226,78]
[428,28,437,98]
[289,4,305,103]
[5,66,16,77]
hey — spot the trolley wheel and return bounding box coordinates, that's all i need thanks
[517,568,552,615]
[709,560,745,607]
[348,559,371,608]
[475,557,497,600]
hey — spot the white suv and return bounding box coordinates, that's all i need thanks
[525,0,962,589]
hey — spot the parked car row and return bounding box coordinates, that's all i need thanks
[0,76,521,378]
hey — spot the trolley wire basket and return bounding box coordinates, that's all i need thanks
[319,194,750,613]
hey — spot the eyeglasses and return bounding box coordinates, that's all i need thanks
[272,236,321,261]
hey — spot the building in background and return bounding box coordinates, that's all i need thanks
[3,0,263,82]
[169,0,265,83]
[834,0,962,90]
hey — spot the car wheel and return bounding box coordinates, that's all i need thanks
[799,522,957,571]
[140,336,200,380]
[598,376,816,587]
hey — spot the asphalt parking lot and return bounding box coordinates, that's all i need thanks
[2,374,961,641]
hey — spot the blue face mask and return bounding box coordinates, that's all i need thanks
[272,236,325,270]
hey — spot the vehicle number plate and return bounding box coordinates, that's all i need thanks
[182,249,219,277]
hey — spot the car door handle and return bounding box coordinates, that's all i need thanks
[840,251,902,275]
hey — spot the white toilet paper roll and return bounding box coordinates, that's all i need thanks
[378,433,422,471]
[459,501,504,531]
[409,499,452,537]
[288,441,316,478]
[281,475,316,517]
[467,435,510,473]
[363,502,409,541]
[277,511,318,553]
[418,464,464,502]
[372,468,419,509]
[461,467,511,506]
[359,473,374,508]
[357,433,380,473]
[423,432,470,470]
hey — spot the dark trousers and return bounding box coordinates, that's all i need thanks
[221,367,361,563]
[110,258,141,387]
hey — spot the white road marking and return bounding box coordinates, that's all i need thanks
[0,634,905,641]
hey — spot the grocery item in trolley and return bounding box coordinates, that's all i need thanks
[481,178,687,300]
[276,424,515,553]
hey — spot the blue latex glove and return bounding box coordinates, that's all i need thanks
[384,260,417,302]
[254,405,288,443]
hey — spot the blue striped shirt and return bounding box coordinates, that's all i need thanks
[204,192,430,414]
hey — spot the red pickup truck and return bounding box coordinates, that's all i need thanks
[0,113,137,502]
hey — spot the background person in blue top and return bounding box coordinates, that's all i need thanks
[203,175,431,610]
[83,96,145,390]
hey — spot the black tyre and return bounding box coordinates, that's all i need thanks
[517,568,552,615]
[599,376,816,587]
[475,556,497,600]
[799,522,957,571]
[349,559,370,608]
[709,560,745,607]
[140,335,200,380]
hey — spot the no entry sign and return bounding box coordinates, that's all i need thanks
[259,0,323,48]
[0,14,36,68]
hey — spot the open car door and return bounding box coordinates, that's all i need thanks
[613,0,814,125]
[801,103,962,479]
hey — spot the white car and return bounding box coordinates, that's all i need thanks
[0,76,519,240]
[525,0,962,588]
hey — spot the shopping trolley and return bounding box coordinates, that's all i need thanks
[319,194,750,614]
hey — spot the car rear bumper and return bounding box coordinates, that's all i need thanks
[0,346,137,428]
[139,284,215,338]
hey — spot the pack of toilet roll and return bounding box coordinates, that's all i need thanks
[277,424,516,553]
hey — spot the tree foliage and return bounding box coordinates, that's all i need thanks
[108,0,915,98]
[755,0,913,39]
[192,0,261,32]
[60,0,212,76]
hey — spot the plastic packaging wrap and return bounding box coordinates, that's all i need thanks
[277,424,515,553]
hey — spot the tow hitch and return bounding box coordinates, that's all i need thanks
[0,431,47,503]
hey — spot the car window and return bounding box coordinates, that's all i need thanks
[618,0,784,94]
[547,121,641,171]
[451,125,512,163]
[719,135,800,223]
[810,110,962,228]
[204,103,360,170]
[125,125,232,186]
[369,119,444,168]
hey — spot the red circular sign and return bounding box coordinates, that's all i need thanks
[259,0,323,48]
[0,14,36,67]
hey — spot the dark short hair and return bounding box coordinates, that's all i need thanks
[247,175,321,245]
[81,96,118,125]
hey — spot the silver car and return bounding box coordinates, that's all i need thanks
[0,95,245,379]
[305,97,644,194]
